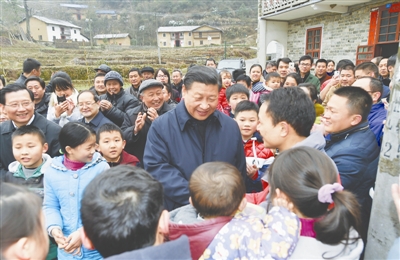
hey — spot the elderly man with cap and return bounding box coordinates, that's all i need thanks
[141,67,155,80]
[94,64,112,74]
[99,71,140,127]
[121,79,172,163]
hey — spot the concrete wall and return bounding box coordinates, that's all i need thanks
[158,28,221,48]
[96,37,130,46]
[286,0,393,62]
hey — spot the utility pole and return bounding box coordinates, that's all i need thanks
[365,44,400,259]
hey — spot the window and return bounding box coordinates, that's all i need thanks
[199,32,203,38]
[163,42,166,46]
[77,14,81,20]
[180,32,183,37]
[188,41,192,45]
[53,36,56,40]
[52,27,55,31]
[171,33,174,37]
[163,33,166,37]
[189,32,192,36]
[38,35,42,41]
[74,30,76,34]
[200,40,203,45]
[377,9,399,43]
[305,27,322,59]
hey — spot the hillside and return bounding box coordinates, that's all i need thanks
[1,0,259,46]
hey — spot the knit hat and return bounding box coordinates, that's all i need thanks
[139,79,163,94]
[104,71,123,86]
[94,64,112,73]
[141,67,155,74]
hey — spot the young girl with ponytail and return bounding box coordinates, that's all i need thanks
[268,146,364,259]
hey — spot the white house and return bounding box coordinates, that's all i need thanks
[19,15,89,42]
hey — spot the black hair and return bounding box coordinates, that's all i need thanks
[268,147,361,245]
[333,87,372,122]
[163,82,173,94]
[315,59,328,66]
[326,59,335,66]
[264,87,315,137]
[0,83,34,105]
[205,58,216,66]
[183,66,220,91]
[336,59,354,71]
[22,58,41,74]
[96,123,124,143]
[226,84,250,102]
[259,93,270,104]
[59,122,95,155]
[155,68,171,85]
[94,73,106,80]
[1,183,45,252]
[172,69,183,77]
[277,57,292,68]
[50,71,72,84]
[77,90,99,103]
[129,67,142,76]
[51,77,74,92]
[355,62,379,78]
[234,100,259,117]
[265,72,281,82]
[236,75,251,88]
[24,76,45,89]
[340,64,355,76]
[367,77,384,100]
[299,83,318,102]
[12,125,46,145]
[81,165,164,258]
[283,73,302,86]
[387,54,396,68]
[299,55,314,64]
[232,69,246,82]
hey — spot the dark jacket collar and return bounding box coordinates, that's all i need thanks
[175,101,221,132]
[326,121,370,143]
[301,71,311,82]
[106,88,125,100]
[86,111,105,126]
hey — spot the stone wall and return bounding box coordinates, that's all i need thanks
[286,0,394,62]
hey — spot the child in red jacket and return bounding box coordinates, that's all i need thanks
[96,123,140,167]
[234,101,274,193]
[217,70,232,115]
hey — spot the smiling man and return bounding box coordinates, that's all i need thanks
[122,79,172,163]
[0,84,61,175]
[143,66,246,211]
[323,86,379,240]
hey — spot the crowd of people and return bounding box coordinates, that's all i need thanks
[0,53,398,259]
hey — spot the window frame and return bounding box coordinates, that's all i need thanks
[305,27,322,59]
[375,5,400,44]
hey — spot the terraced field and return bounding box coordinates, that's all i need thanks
[0,38,256,90]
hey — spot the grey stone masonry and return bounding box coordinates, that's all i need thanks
[287,0,394,62]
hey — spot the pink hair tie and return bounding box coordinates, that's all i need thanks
[318,183,344,203]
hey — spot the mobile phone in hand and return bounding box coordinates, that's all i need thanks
[57,95,66,104]
[334,71,340,77]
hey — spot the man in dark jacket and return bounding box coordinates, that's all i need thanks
[352,77,387,146]
[0,84,61,175]
[297,55,321,92]
[15,58,41,85]
[80,165,191,260]
[143,66,247,211]
[122,79,172,163]
[99,71,140,127]
[323,86,379,240]
[25,76,50,118]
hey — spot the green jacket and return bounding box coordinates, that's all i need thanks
[303,72,321,92]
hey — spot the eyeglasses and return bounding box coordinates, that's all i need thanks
[157,75,168,78]
[299,63,311,67]
[78,101,97,107]
[5,101,33,109]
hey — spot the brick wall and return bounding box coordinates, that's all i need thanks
[286,0,394,62]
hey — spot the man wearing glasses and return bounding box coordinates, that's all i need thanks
[0,84,61,175]
[298,55,321,92]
